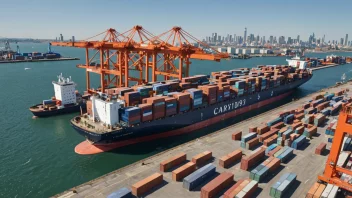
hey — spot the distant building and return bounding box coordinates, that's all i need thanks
[345,34,348,46]
[244,27,247,44]
[340,38,344,45]
[60,34,63,41]
[279,36,286,44]
[72,36,75,42]
[269,36,273,44]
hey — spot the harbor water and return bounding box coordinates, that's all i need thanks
[1,43,352,197]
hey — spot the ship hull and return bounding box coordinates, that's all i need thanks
[73,76,311,154]
[30,103,86,117]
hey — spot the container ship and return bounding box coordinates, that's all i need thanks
[72,65,312,154]
[29,74,86,117]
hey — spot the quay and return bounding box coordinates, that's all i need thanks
[55,82,352,198]
[0,57,79,64]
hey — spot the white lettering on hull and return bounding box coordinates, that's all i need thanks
[214,99,246,115]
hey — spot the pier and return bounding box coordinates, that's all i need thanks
[55,82,352,198]
[0,57,79,64]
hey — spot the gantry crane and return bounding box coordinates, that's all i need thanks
[318,103,352,192]
[51,25,228,93]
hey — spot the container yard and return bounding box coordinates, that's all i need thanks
[55,80,352,198]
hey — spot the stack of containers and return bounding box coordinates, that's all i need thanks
[164,97,177,116]
[170,92,190,112]
[314,113,326,126]
[217,86,224,102]
[43,99,56,107]
[261,78,267,91]
[194,75,209,85]
[153,84,169,96]
[241,133,257,148]
[115,87,134,97]
[185,88,203,109]
[265,144,278,155]
[136,86,153,99]
[324,93,335,101]
[232,80,246,97]
[250,156,281,182]
[182,76,200,88]
[283,114,294,124]
[223,179,258,198]
[275,146,294,162]
[310,99,324,107]
[240,147,265,171]
[144,97,165,120]
[246,78,256,94]
[138,104,153,122]
[325,120,337,135]
[255,77,262,92]
[267,117,283,127]
[199,85,217,105]
[321,107,332,116]
[270,173,297,198]
[222,85,230,100]
[166,82,180,92]
[120,107,141,125]
[303,125,317,138]
[123,91,141,106]
[180,82,191,90]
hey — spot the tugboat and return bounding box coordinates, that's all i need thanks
[29,73,86,117]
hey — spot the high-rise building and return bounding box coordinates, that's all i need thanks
[297,35,300,43]
[244,27,247,44]
[269,36,273,44]
[340,38,344,45]
[263,36,266,44]
[279,36,285,44]
[72,36,75,43]
[214,33,217,42]
[322,35,325,44]
[287,37,292,44]
[345,34,348,46]
[60,34,63,41]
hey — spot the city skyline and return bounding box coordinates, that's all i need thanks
[0,0,351,41]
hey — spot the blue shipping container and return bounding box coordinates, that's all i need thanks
[241,132,257,143]
[183,163,216,191]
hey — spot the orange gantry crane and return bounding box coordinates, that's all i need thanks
[51,25,228,93]
[318,103,352,192]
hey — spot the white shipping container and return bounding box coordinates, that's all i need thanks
[337,151,350,167]
[218,47,227,53]
[236,48,243,54]
[327,186,339,198]
[242,49,251,54]
[321,184,333,198]
[227,47,236,54]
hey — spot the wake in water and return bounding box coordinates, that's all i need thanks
[25,68,31,70]
[22,158,31,166]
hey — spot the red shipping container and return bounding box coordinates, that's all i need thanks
[271,122,285,130]
[132,173,163,197]
[219,149,242,168]
[232,131,242,141]
[263,134,278,147]
[257,125,270,135]
[172,92,191,112]
[246,137,260,150]
[266,157,281,172]
[138,103,153,122]
[259,128,279,142]
[291,122,303,131]
[240,147,265,171]
[201,172,234,198]
[278,127,288,137]
[249,127,257,133]
[290,133,300,141]
[294,113,305,120]
[164,97,177,116]
[315,143,326,155]
[223,179,250,198]
[123,91,141,106]
[160,152,186,172]
[172,162,196,181]
[192,151,212,166]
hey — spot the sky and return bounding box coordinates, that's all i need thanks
[1,0,351,42]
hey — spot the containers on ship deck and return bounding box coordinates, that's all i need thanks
[164,97,177,116]
[115,87,134,97]
[136,86,152,99]
[199,85,217,105]
[138,103,153,122]
[143,97,165,120]
[185,88,203,109]
[153,83,169,96]
[120,107,141,125]
[123,91,140,106]
[170,92,191,112]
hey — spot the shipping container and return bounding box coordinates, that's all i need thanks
[160,153,186,172]
[232,131,242,141]
[306,182,320,198]
[144,96,165,119]
[264,134,278,147]
[185,88,203,109]
[172,162,196,181]
[183,163,216,191]
[315,143,327,155]
[171,92,191,112]
[257,125,270,134]
[131,173,163,197]
[138,103,153,122]
[240,147,265,171]
[200,172,234,198]
[223,179,250,198]
[259,128,279,142]
[192,151,212,166]
[219,149,242,168]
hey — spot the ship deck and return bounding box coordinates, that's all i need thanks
[57,82,352,198]
[72,117,116,134]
